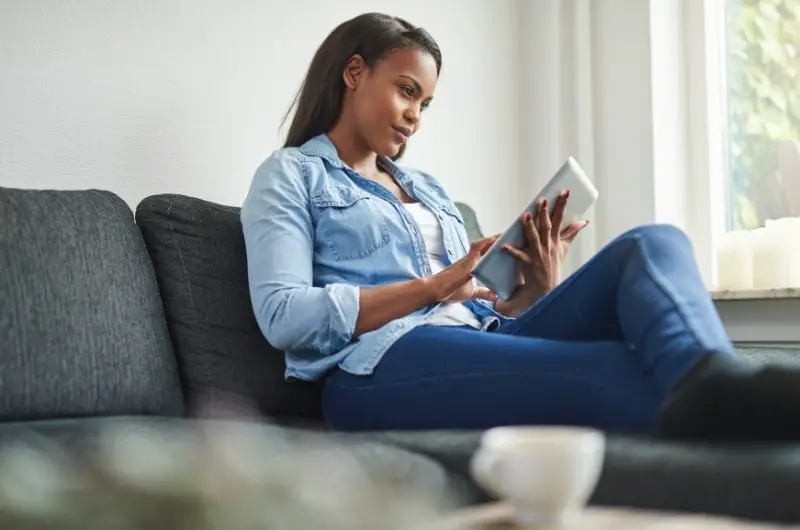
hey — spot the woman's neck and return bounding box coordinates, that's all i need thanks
[326,124,379,177]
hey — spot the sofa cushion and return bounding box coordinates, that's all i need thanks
[135,194,321,419]
[0,187,184,420]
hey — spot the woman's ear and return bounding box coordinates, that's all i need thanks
[343,54,367,91]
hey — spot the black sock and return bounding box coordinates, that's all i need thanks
[657,353,800,442]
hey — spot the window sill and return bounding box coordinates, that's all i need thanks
[710,289,800,343]
[710,288,800,301]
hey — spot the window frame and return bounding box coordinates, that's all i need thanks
[684,0,730,288]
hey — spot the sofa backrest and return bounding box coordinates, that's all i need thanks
[454,202,484,242]
[135,194,322,420]
[0,187,184,420]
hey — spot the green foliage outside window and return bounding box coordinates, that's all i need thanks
[725,0,800,229]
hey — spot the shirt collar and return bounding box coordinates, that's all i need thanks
[298,134,344,168]
[299,134,414,188]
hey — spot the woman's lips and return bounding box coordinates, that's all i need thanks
[392,126,411,143]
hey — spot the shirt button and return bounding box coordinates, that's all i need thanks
[447,248,454,256]
[438,213,445,220]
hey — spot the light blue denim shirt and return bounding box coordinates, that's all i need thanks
[241,134,510,382]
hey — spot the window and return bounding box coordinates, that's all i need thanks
[724,0,800,230]
[714,0,800,291]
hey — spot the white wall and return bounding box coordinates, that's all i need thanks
[0,0,521,235]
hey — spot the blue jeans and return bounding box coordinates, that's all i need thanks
[322,224,735,432]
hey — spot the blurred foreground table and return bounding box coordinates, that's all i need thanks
[430,502,794,529]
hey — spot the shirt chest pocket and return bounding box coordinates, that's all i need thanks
[311,186,391,261]
[438,204,470,255]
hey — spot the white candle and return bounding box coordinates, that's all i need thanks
[764,217,800,288]
[752,224,795,289]
[715,230,753,290]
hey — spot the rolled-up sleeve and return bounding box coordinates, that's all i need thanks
[240,151,360,354]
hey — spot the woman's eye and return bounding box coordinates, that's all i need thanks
[400,86,414,97]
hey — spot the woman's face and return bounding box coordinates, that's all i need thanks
[348,47,438,158]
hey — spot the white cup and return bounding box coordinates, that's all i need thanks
[470,426,605,525]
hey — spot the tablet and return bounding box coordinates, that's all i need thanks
[471,157,598,301]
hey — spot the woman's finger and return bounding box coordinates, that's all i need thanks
[522,212,540,251]
[503,244,532,264]
[470,234,500,257]
[472,287,498,302]
[550,190,569,240]
[561,220,589,242]
[537,200,551,247]
[559,224,578,241]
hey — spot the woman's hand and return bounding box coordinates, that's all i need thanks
[497,190,589,316]
[354,233,499,338]
[427,235,500,303]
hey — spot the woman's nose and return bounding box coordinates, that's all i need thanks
[404,105,420,125]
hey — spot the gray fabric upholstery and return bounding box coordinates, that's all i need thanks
[0,187,183,420]
[454,202,483,242]
[135,194,321,419]
[593,435,800,523]
[736,345,800,367]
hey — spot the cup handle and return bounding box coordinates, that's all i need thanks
[470,450,501,494]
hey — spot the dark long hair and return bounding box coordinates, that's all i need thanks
[281,13,442,160]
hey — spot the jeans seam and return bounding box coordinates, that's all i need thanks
[634,233,713,353]
[503,231,712,357]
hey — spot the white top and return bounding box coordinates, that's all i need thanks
[403,202,482,329]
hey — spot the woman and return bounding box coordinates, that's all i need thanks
[241,12,800,440]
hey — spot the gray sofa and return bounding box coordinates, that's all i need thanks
[2,186,800,524]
